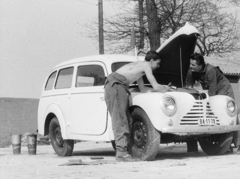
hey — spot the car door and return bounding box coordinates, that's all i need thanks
[51,67,74,129]
[69,62,108,135]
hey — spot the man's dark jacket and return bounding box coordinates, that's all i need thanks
[185,63,234,99]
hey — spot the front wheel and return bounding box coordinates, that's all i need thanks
[199,132,233,155]
[49,117,74,156]
[130,108,160,161]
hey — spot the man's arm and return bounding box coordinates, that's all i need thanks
[206,69,218,96]
[143,65,169,92]
[185,69,195,88]
[137,77,155,93]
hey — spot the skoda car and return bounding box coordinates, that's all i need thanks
[38,23,240,161]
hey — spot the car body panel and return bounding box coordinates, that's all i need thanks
[69,86,107,135]
[68,61,108,135]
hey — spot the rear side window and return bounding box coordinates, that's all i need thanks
[45,71,57,91]
[76,65,105,87]
[111,62,130,72]
[55,67,74,89]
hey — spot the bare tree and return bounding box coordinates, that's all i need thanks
[85,0,240,56]
[155,0,240,56]
[138,0,145,50]
[230,0,240,6]
[145,0,160,50]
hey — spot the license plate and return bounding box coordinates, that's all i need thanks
[199,118,216,125]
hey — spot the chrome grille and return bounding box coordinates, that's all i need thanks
[180,100,220,125]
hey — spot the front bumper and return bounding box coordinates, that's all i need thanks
[161,125,240,135]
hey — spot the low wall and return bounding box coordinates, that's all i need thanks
[0,98,39,147]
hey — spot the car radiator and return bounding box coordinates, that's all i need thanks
[180,100,220,126]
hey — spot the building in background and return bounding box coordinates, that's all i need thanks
[206,57,240,108]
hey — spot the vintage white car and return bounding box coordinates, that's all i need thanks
[38,23,240,161]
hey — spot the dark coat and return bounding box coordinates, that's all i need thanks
[185,63,234,99]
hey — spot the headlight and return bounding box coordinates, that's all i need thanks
[226,99,237,117]
[161,96,177,117]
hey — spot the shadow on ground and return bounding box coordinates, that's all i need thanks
[73,147,115,157]
[71,144,210,161]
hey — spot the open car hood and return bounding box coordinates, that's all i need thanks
[148,22,200,87]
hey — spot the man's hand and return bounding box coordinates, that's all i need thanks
[155,85,170,93]
[145,85,175,93]
[185,85,194,90]
[163,85,176,91]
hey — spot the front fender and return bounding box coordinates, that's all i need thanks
[233,109,240,146]
[132,93,173,131]
[131,91,202,132]
[209,95,237,124]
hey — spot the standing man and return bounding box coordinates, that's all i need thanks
[185,53,234,99]
[104,51,170,162]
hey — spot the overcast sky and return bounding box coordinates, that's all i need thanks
[0,0,239,99]
[0,0,119,99]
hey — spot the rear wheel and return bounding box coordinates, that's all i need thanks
[130,108,160,161]
[199,132,233,155]
[49,117,74,156]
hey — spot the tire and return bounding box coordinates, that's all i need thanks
[199,132,233,155]
[49,117,74,156]
[130,108,160,161]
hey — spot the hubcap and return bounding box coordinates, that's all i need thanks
[133,120,147,150]
[202,134,220,145]
[55,127,64,147]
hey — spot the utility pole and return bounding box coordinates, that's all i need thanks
[98,0,104,54]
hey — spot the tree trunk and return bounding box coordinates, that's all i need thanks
[145,0,161,51]
[138,0,144,50]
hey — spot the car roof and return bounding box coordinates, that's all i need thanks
[53,54,144,70]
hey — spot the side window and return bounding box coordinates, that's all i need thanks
[55,67,74,89]
[45,71,57,91]
[111,62,130,72]
[76,65,105,87]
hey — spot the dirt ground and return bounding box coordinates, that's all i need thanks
[1,141,240,179]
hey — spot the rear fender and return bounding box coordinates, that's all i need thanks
[44,104,67,139]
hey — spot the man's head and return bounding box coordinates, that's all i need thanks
[145,51,161,71]
[189,53,205,72]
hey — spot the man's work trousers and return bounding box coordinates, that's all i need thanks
[104,74,132,157]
